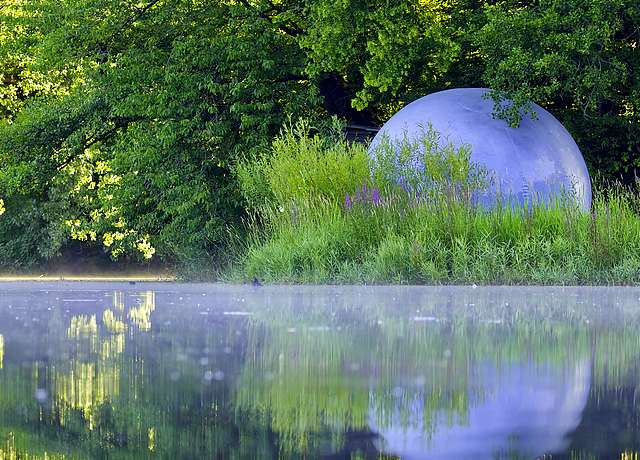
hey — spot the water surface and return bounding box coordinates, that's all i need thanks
[0,283,639,459]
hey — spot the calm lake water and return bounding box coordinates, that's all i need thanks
[0,283,639,459]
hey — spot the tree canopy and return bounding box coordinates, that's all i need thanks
[0,0,638,269]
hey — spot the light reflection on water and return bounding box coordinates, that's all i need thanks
[0,284,639,459]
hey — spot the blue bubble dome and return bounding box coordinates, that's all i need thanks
[369,88,592,210]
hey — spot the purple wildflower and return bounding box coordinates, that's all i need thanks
[344,194,352,210]
[372,188,381,206]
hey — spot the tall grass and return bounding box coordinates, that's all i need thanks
[232,120,640,285]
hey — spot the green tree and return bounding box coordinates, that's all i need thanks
[0,0,321,268]
[0,1,73,121]
[478,0,640,178]
[301,0,486,120]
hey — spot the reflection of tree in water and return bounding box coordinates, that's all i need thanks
[56,301,128,430]
[50,293,156,433]
[0,289,272,459]
[0,286,640,458]
[0,432,67,459]
[128,292,155,332]
[561,321,640,460]
[234,287,640,458]
[0,292,155,457]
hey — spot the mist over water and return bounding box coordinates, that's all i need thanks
[0,283,639,459]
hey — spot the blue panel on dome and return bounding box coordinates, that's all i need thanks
[369,88,592,210]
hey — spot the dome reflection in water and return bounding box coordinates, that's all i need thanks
[370,359,591,459]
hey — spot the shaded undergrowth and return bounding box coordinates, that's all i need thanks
[230,121,640,285]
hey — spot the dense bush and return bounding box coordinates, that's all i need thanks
[235,119,370,211]
[235,127,640,285]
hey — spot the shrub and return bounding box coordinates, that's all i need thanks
[370,124,490,207]
[235,118,370,212]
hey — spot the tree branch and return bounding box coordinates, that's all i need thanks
[237,0,302,37]
[122,0,163,30]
